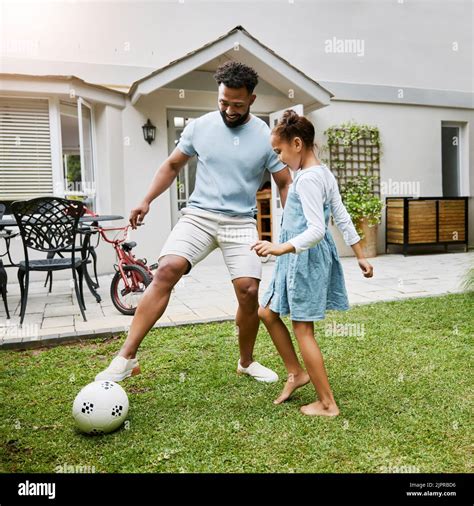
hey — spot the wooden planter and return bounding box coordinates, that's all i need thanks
[386,197,469,255]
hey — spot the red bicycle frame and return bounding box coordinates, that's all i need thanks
[82,206,156,305]
[92,223,156,293]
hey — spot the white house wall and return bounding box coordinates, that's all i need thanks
[121,93,172,269]
[91,103,126,276]
[1,1,471,93]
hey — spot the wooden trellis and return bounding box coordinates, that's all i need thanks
[327,127,381,195]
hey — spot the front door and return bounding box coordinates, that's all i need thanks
[167,109,209,226]
[268,104,304,240]
[441,124,461,197]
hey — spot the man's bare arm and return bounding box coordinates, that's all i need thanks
[143,148,191,205]
[130,148,191,228]
[271,167,292,208]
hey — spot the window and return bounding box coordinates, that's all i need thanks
[60,99,96,209]
[0,96,97,212]
[60,102,81,192]
[0,97,53,201]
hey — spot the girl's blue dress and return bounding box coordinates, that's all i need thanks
[260,168,350,321]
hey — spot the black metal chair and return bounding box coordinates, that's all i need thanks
[0,204,10,319]
[11,197,88,325]
[43,225,100,293]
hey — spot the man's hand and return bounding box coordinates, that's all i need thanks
[129,201,150,229]
[128,148,190,230]
[251,240,294,257]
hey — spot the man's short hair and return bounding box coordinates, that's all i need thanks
[214,61,259,94]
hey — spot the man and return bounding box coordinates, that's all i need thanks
[96,61,292,383]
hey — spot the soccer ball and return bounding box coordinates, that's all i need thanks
[72,380,129,435]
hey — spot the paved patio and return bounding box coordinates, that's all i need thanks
[0,250,472,349]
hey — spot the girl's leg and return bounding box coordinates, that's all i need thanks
[292,320,339,417]
[258,304,310,404]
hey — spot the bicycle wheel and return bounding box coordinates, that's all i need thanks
[110,264,152,315]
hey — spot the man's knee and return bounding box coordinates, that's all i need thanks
[234,279,259,309]
[152,256,189,288]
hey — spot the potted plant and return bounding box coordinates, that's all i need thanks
[339,175,383,258]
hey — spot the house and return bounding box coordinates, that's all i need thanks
[1,21,472,276]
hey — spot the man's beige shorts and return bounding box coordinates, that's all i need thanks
[158,207,262,280]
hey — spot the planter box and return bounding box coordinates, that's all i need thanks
[385,197,469,255]
[357,218,378,258]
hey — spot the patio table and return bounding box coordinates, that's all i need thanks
[0,214,124,303]
[0,214,124,228]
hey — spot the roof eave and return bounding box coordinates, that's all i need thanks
[0,73,127,108]
[129,26,333,109]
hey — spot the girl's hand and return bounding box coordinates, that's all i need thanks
[251,240,287,257]
[358,258,374,278]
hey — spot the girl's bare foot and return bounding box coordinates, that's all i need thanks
[300,400,340,417]
[274,371,310,404]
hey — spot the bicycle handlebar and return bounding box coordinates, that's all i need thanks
[82,205,144,245]
[92,223,144,245]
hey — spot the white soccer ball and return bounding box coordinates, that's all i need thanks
[72,380,129,435]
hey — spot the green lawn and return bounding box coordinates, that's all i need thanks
[1,293,472,473]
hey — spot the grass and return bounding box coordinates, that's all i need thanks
[0,293,472,473]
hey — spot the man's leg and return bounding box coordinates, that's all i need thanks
[118,255,190,359]
[232,276,279,383]
[95,254,190,381]
[95,210,219,381]
[218,217,278,382]
[232,277,260,368]
[118,211,219,360]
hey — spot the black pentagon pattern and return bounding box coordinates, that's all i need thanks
[111,405,124,417]
[101,381,114,390]
[89,428,105,435]
[81,401,94,414]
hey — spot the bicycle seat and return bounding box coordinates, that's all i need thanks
[122,241,137,252]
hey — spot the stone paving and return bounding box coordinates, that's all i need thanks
[0,250,472,349]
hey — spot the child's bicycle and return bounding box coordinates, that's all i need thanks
[94,223,158,315]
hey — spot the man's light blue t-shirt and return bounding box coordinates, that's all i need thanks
[176,110,286,218]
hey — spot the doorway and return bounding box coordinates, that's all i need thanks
[166,109,207,226]
[441,124,461,197]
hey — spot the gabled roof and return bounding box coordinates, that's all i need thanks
[128,25,333,111]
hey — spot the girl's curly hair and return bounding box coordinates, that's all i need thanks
[214,61,259,94]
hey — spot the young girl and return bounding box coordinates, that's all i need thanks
[251,110,374,417]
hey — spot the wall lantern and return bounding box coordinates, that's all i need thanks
[142,119,156,145]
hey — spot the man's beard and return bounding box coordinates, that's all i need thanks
[220,108,250,128]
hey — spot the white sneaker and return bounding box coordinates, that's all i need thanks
[237,360,279,383]
[95,355,141,382]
